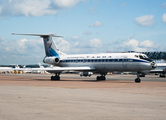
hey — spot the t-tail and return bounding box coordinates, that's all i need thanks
[12,33,65,65]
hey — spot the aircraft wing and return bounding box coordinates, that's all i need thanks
[150,69,165,73]
[14,66,95,73]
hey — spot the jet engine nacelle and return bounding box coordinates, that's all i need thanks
[43,57,60,65]
[79,72,93,77]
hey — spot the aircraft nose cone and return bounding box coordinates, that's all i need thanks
[151,61,157,69]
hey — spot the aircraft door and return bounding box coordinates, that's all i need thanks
[122,58,127,67]
[122,57,127,67]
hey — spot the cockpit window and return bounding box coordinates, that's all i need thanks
[143,55,148,58]
[139,54,152,62]
[139,55,143,59]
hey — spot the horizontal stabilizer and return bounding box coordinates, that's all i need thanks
[12,33,63,37]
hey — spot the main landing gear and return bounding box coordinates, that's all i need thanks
[159,74,165,77]
[96,76,106,81]
[96,73,107,81]
[51,73,60,81]
[135,73,141,83]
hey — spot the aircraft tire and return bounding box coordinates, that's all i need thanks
[96,76,106,81]
[51,76,60,81]
[159,74,165,77]
[51,76,54,81]
[135,78,141,83]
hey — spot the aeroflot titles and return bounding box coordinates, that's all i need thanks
[67,56,112,59]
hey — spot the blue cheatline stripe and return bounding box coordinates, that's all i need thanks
[60,59,150,63]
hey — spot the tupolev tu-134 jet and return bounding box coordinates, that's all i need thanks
[12,33,157,83]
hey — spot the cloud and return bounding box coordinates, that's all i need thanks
[90,21,102,27]
[55,38,70,52]
[120,3,127,7]
[162,13,166,23]
[68,38,104,54]
[0,36,164,64]
[52,0,85,8]
[89,7,96,14]
[0,0,85,18]
[114,39,162,52]
[0,37,45,64]
[83,31,92,35]
[89,38,102,48]
[134,15,156,26]
[0,37,72,64]
[72,36,79,40]
[161,3,166,9]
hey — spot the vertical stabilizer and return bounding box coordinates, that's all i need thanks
[42,36,60,58]
[12,33,64,58]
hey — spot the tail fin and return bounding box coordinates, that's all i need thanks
[43,35,60,58]
[38,63,44,68]
[15,64,20,69]
[12,33,64,58]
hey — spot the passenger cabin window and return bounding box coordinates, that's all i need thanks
[135,55,138,58]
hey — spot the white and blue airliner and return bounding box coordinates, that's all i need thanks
[12,33,157,83]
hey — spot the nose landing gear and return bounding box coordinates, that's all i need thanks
[135,73,141,83]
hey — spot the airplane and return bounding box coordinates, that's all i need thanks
[0,66,13,74]
[12,33,157,83]
[0,64,23,74]
[11,64,24,74]
[32,63,45,74]
[150,63,166,77]
[22,63,46,74]
[22,65,32,73]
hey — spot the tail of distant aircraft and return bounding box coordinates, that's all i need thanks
[15,64,20,69]
[38,63,44,68]
[12,33,65,59]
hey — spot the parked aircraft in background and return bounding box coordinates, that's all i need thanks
[0,66,13,74]
[12,33,157,83]
[150,63,166,77]
[22,65,32,73]
[32,63,45,74]
[11,64,23,74]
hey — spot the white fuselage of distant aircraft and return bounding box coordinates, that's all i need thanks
[150,63,166,77]
[12,33,157,83]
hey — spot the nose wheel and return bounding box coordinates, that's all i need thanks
[135,78,141,83]
[135,73,141,83]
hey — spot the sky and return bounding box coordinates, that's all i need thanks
[0,0,166,65]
